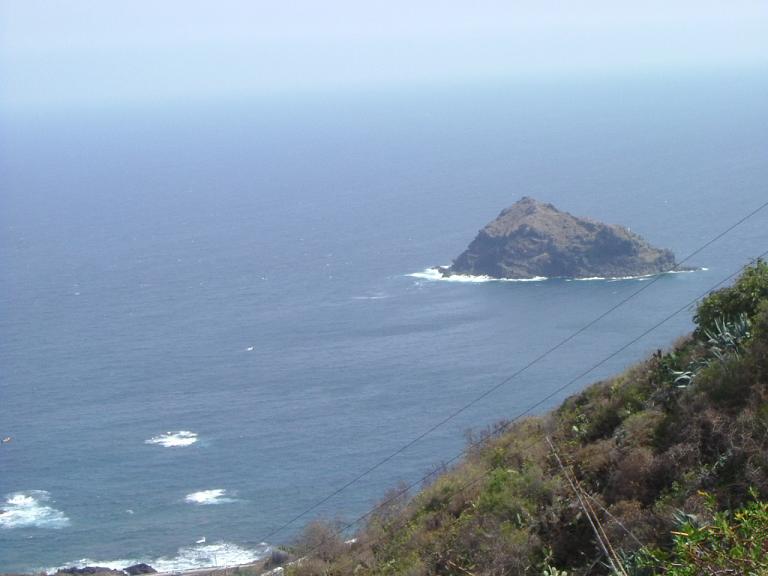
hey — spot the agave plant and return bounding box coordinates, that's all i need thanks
[671,508,703,530]
[703,312,751,361]
[671,370,695,388]
[669,314,751,389]
[669,356,710,388]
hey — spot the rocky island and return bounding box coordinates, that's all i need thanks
[439,197,678,279]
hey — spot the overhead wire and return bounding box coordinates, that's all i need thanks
[285,248,768,571]
[259,198,768,544]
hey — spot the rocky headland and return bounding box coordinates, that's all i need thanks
[439,197,678,279]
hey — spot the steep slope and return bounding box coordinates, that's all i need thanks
[288,260,768,575]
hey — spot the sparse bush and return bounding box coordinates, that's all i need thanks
[695,355,753,409]
[292,520,347,563]
[606,447,655,503]
[287,557,330,576]
[572,438,615,489]
[618,411,663,449]
[262,548,290,569]
[602,499,660,554]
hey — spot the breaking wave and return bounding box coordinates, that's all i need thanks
[0,490,70,530]
[410,267,706,283]
[408,267,547,283]
[568,268,706,282]
[185,489,236,505]
[51,541,269,573]
[145,431,198,448]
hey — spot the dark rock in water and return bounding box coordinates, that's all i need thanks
[443,197,677,279]
[123,564,157,575]
[56,568,123,576]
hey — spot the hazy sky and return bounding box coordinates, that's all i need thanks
[1,1,767,107]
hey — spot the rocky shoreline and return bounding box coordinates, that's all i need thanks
[55,565,156,576]
[35,549,294,576]
[45,559,274,576]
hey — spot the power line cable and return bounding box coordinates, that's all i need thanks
[547,436,627,576]
[583,492,646,549]
[267,252,765,575]
[316,249,768,555]
[260,200,768,543]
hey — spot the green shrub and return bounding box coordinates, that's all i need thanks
[696,355,753,409]
[641,493,768,575]
[694,259,768,333]
[475,467,549,527]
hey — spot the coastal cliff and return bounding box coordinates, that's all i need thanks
[286,260,768,576]
[442,197,677,279]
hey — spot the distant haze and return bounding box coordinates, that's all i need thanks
[1,0,767,108]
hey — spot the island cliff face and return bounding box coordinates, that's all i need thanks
[443,197,677,279]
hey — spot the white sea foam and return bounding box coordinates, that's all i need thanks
[605,269,704,282]
[408,267,547,283]
[0,490,70,529]
[51,541,268,574]
[145,431,198,448]
[352,292,389,300]
[411,266,706,284]
[185,489,235,505]
[150,542,263,570]
[568,273,656,282]
[670,268,706,273]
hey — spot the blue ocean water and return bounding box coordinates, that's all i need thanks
[1,73,767,572]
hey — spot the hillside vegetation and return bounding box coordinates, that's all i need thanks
[286,260,768,575]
